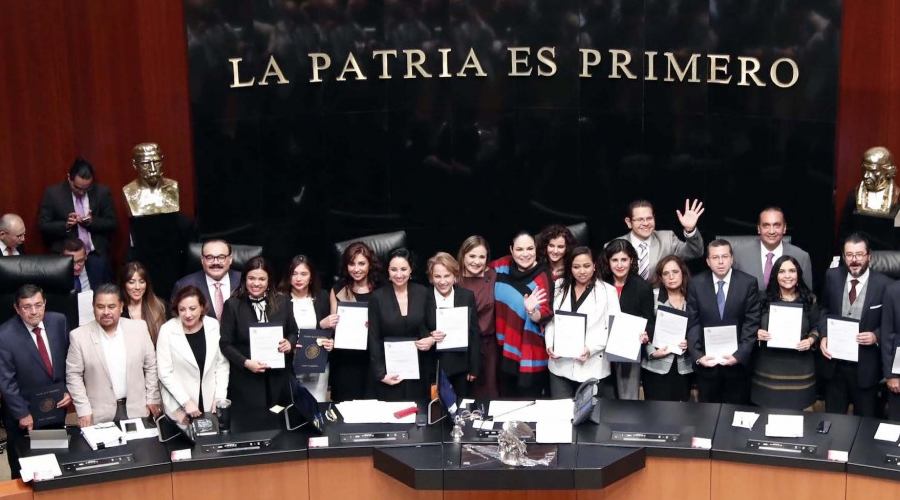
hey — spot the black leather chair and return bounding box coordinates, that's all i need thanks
[0,256,75,326]
[332,230,407,281]
[870,251,900,279]
[185,243,264,274]
[567,222,589,247]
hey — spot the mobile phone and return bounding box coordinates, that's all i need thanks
[124,422,138,433]
[816,420,831,434]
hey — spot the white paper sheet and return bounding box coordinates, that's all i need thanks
[827,317,859,362]
[18,454,62,482]
[874,423,900,442]
[704,325,738,360]
[732,411,760,429]
[605,312,647,362]
[536,420,573,443]
[334,304,369,350]
[552,311,587,358]
[653,308,688,355]
[892,347,900,375]
[77,290,94,326]
[249,325,285,369]
[436,306,469,350]
[384,340,420,380]
[765,414,804,438]
[766,304,803,349]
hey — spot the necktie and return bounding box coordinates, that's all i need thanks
[849,279,859,305]
[32,327,54,377]
[214,282,225,320]
[74,275,82,293]
[638,241,649,280]
[73,195,94,253]
[763,252,775,286]
[716,280,726,319]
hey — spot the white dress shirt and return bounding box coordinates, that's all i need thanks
[759,241,784,269]
[206,274,231,308]
[25,320,53,366]
[78,272,91,292]
[434,288,455,308]
[711,269,733,298]
[98,324,128,399]
[0,241,19,256]
[844,268,870,295]
[291,296,317,329]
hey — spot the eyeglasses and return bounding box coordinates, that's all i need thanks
[631,217,655,224]
[844,252,868,261]
[19,302,46,312]
[203,254,230,263]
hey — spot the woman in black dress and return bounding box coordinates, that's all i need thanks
[326,242,380,402]
[368,248,430,401]
[751,255,820,410]
[219,256,296,411]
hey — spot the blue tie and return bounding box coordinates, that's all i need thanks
[74,276,82,293]
[716,280,726,319]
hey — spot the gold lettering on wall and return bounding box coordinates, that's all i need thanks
[257,55,289,86]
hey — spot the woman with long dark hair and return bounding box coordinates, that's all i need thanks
[599,239,653,400]
[121,261,168,345]
[545,247,620,398]
[491,230,553,397]
[219,256,295,410]
[279,255,332,401]
[326,242,381,401]
[642,255,693,401]
[537,224,576,282]
[751,255,820,410]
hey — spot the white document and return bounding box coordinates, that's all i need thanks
[77,290,94,326]
[536,420,573,443]
[384,340,419,380]
[436,306,469,351]
[766,304,803,349]
[334,400,417,423]
[874,423,900,442]
[732,411,760,429]
[488,400,537,421]
[605,312,648,362]
[552,311,587,358]
[827,317,860,362]
[893,347,900,375]
[249,325,285,369]
[18,454,62,482]
[704,325,738,360]
[334,303,368,350]
[765,414,804,438]
[653,307,688,355]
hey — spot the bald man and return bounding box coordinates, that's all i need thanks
[0,214,26,256]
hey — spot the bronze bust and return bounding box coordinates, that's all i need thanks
[855,146,899,218]
[123,143,180,217]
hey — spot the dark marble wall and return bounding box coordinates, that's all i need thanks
[185,0,841,282]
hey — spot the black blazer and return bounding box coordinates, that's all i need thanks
[219,293,297,409]
[38,180,117,255]
[686,269,761,366]
[615,274,656,339]
[83,254,113,290]
[819,267,892,388]
[286,289,330,340]
[172,270,242,319]
[421,286,481,377]
[881,281,900,380]
[0,312,69,422]
[368,283,429,382]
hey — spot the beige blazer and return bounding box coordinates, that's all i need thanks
[156,316,229,421]
[66,318,160,423]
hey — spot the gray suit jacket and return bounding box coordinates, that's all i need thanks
[731,239,813,291]
[612,229,705,272]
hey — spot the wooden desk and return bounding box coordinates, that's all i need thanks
[584,456,710,500]
[308,455,439,500]
[172,460,308,500]
[711,460,845,500]
[846,473,900,500]
[33,473,172,500]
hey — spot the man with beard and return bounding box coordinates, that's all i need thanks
[172,239,240,320]
[819,233,892,416]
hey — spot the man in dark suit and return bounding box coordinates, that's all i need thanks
[0,213,26,256]
[732,207,814,290]
[611,199,705,280]
[62,238,112,293]
[820,233,892,417]
[687,239,761,404]
[881,281,900,420]
[171,239,240,320]
[37,157,117,256]
[0,284,72,478]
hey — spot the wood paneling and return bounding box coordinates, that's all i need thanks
[0,0,194,265]
[0,480,32,500]
[580,456,710,500]
[172,461,308,500]
[835,1,900,227]
[307,455,440,500]
[33,472,172,500]
[846,472,900,500]
[710,460,845,500]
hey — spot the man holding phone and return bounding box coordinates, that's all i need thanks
[37,157,117,257]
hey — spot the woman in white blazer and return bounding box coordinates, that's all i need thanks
[544,247,621,398]
[157,285,230,424]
